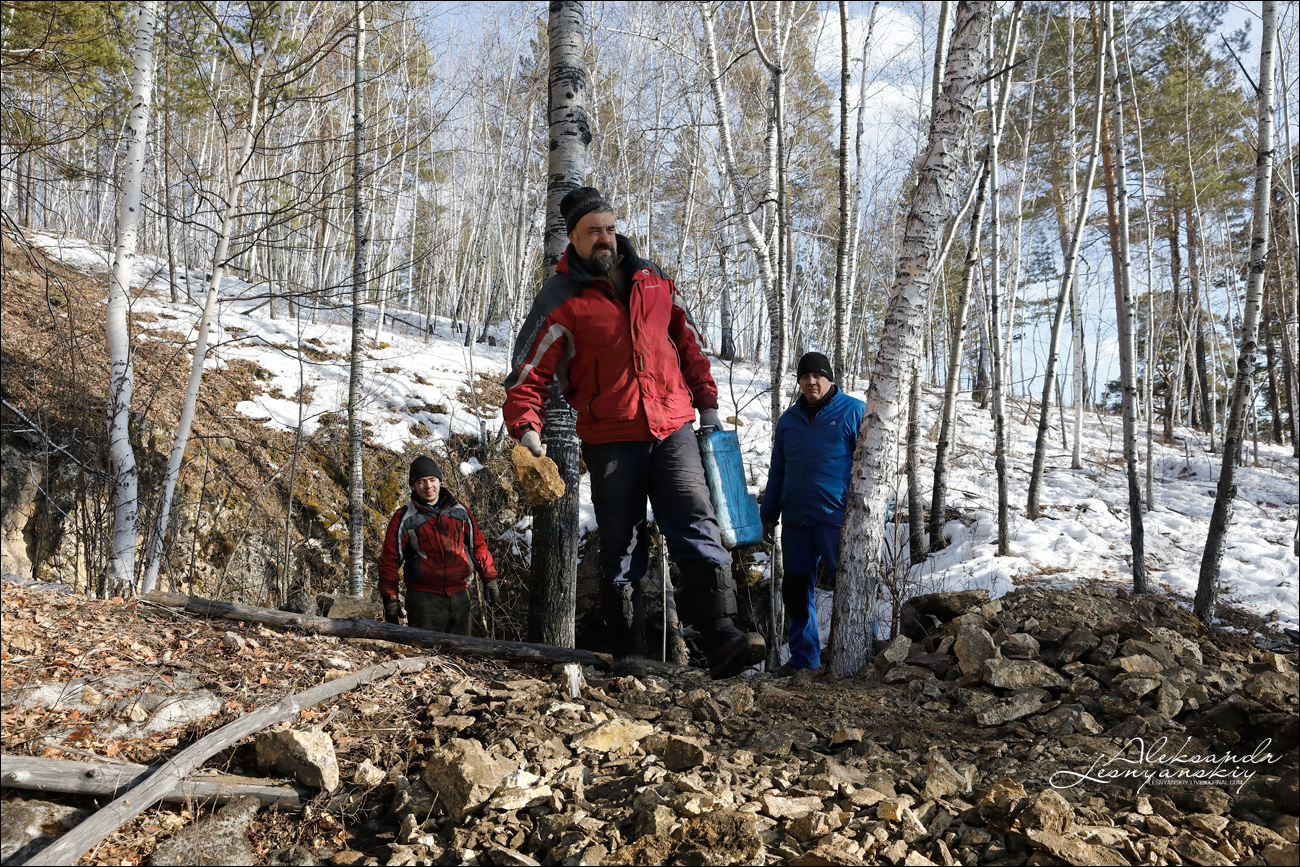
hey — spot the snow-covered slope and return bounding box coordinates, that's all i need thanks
[31,233,1298,636]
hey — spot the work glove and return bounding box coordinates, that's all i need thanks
[485,580,501,605]
[383,599,403,625]
[763,522,777,545]
[698,408,722,431]
[521,430,547,457]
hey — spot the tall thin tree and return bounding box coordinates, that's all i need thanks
[346,1,369,597]
[528,0,589,649]
[929,160,989,553]
[831,0,990,676]
[1196,1,1277,622]
[105,0,158,595]
[1104,3,1148,594]
[832,0,852,378]
[984,1,1023,557]
[139,3,287,593]
[1026,18,1106,520]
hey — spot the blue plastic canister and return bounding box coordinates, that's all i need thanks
[696,428,763,549]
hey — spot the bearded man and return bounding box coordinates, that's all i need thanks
[504,186,765,679]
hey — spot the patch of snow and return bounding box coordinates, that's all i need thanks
[32,233,1300,634]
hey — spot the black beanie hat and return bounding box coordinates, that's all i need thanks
[409,455,443,485]
[561,186,614,234]
[796,351,835,382]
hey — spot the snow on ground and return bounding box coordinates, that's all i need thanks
[31,234,1299,635]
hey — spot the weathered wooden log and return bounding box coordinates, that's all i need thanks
[141,590,610,669]
[1,754,309,809]
[23,656,429,867]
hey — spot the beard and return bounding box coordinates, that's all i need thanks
[581,245,617,275]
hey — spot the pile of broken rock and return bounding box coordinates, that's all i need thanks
[327,584,1297,867]
[3,582,1296,866]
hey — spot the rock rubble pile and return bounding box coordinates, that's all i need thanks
[312,584,1297,866]
[3,582,1296,867]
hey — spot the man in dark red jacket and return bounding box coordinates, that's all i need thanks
[505,186,765,678]
[378,456,497,635]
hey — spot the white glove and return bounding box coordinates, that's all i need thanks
[521,430,547,457]
[698,408,722,431]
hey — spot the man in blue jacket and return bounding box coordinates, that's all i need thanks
[761,352,865,674]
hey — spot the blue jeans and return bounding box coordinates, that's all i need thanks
[781,523,841,669]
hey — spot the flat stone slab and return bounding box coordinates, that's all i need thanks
[150,795,260,866]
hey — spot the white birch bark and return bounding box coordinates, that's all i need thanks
[700,2,783,429]
[347,1,369,598]
[1026,20,1106,521]
[986,2,1023,556]
[105,0,159,596]
[140,5,286,594]
[1067,12,1085,469]
[844,2,879,368]
[532,0,589,649]
[832,0,852,377]
[1196,1,1277,621]
[1121,13,1158,510]
[928,160,989,552]
[831,1,990,676]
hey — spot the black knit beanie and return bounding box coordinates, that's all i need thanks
[796,351,835,382]
[408,455,443,485]
[561,186,614,234]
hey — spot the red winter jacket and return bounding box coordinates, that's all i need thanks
[378,490,496,600]
[504,235,717,444]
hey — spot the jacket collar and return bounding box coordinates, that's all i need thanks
[556,233,649,281]
[411,487,454,511]
[797,384,840,418]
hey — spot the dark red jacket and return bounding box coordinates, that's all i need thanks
[378,490,496,600]
[504,235,717,444]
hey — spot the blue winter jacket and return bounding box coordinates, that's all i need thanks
[760,386,865,527]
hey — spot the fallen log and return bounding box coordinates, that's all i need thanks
[1,754,308,809]
[23,655,429,867]
[141,590,610,670]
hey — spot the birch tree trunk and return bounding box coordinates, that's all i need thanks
[701,1,789,659]
[700,1,781,382]
[745,0,797,669]
[985,2,1023,557]
[346,1,369,597]
[931,1,951,112]
[747,0,795,437]
[529,0,589,649]
[1104,4,1148,594]
[1026,20,1105,520]
[832,0,852,377]
[1196,1,1277,622]
[905,364,925,564]
[1121,15,1159,510]
[140,5,285,594]
[718,228,736,360]
[928,161,989,552]
[843,2,879,373]
[105,0,158,595]
[831,0,990,676]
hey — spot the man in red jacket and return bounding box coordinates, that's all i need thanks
[378,456,498,635]
[505,186,765,678]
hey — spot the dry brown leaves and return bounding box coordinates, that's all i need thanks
[1,578,517,864]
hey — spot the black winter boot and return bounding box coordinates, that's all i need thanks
[601,582,648,677]
[678,561,766,679]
